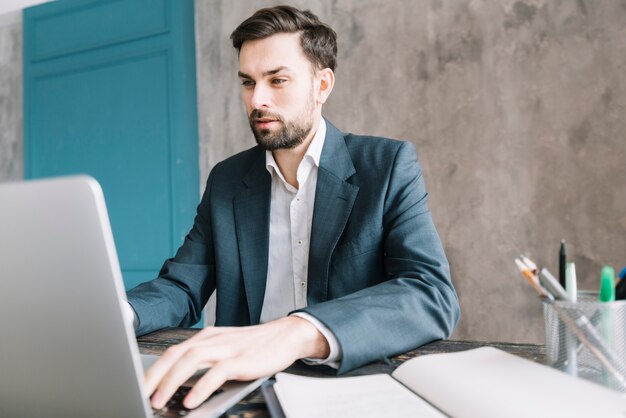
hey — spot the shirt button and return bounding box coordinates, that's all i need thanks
[300,281,306,287]
[297,240,303,245]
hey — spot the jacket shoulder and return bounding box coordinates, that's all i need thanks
[210,146,265,183]
[342,131,418,167]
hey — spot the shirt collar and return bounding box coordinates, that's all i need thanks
[265,117,326,176]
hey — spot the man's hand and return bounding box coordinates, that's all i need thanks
[145,316,330,409]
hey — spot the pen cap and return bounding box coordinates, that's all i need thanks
[565,262,577,303]
[599,266,616,302]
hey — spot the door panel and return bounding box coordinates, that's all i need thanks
[24,0,200,301]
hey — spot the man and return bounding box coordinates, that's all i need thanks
[127,5,460,410]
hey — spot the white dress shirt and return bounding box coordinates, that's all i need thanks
[124,118,342,366]
[260,118,341,366]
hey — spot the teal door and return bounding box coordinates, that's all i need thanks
[23,0,200,297]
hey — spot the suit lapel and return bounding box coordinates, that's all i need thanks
[233,149,271,325]
[308,121,359,304]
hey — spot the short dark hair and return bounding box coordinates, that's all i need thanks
[230,5,337,71]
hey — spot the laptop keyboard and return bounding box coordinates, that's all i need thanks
[152,386,224,417]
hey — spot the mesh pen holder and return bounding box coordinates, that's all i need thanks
[543,291,626,392]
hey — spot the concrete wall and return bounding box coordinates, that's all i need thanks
[1,1,625,344]
[0,12,22,182]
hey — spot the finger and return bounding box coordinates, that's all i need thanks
[144,344,188,395]
[147,336,242,397]
[150,346,213,409]
[147,329,222,382]
[151,341,239,409]
[183,363,232,409]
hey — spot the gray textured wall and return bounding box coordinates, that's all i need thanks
[0,12,22,182]
[1,1,624,344]
[195,0,626,344]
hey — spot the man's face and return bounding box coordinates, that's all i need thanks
[238,33,319,151]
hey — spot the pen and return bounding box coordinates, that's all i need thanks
[599,266,616,302]
[556,246,568,375]
[514,258,552,299]
[520,255,537,274]
[565,262,577,302]
[616,266,626,300]
[539,268,570,301]
[564,262,578,376]
[599,266,616,387]
[559,240,567,288]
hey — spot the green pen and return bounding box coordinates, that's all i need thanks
[599,266,616,302]
[599,266,616,387]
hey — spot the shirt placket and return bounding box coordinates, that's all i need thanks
[291,162,312,309]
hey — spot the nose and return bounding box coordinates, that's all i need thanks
[249,83,271,110]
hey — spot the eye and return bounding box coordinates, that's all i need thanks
[241,79,255,88]
[272,78,287,85]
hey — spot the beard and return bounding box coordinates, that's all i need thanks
[248,98,315,151]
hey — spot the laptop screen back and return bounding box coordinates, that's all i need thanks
[0,176,151,418]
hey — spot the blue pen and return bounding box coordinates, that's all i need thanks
[616,266,626,300]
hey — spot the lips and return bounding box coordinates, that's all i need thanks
[250,109,282,130]
[254,118,280,129]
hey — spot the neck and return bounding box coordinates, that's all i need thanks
[272,117,321,189]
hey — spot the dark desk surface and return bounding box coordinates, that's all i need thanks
[138,328,545,418]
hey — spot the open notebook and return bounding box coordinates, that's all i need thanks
[268,347,626,418]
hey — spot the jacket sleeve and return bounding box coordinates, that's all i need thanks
[296,141,460,373]
[126,170,217,336]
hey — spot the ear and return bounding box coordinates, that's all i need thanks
[315,68,335,105]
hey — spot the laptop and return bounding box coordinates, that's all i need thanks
[0,176,267,418]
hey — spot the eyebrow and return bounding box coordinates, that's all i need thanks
[238,66,291,79]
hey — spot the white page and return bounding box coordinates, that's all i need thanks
[274,372,446,418]
[392,347,626,418]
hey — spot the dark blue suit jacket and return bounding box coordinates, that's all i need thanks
[127,120,460,373]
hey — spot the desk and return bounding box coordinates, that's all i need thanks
[138,329,545,418]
